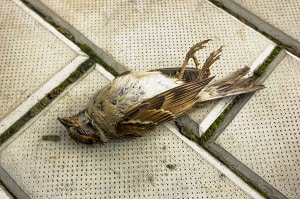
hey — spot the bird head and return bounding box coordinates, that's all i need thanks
[58,109,103,144]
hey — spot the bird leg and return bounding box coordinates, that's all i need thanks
[196,46,223,81]
[177,39,211,79]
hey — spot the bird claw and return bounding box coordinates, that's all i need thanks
[197,45,223,81]
[177,39,211,79]
[177,40,223,81]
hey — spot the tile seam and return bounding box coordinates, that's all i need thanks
[0,55,89,135]
[165,123,265,199]
[199,43,275,135]
[208,0,300,57]
[23,0,127,74]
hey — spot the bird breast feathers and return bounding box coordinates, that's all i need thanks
[114,71,182,100]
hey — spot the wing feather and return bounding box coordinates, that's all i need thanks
[150,67,201,82]
[117,76,214,130]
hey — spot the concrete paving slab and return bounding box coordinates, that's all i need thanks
[233,0,300,42]
[36,0,275,135]
[0,0,88,134]
[210,1,300,57]
[0,65,255,199]
[37,0,274,72]
[215,52,300,199]
[189,45,274,135]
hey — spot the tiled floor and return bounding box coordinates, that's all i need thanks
[38,0,275,135]
[40,0,273,71]
[0,0,88,134]
[0,66,253,198]
[233,0,300,41]
[0,0,299,198]
[216,53,300,199]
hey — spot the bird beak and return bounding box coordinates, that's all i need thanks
[58,117,76,128]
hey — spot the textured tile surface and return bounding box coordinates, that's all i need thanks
[0,0,78,122]
[39,0,274,125]
[233,0,300,41]
[0,66,252,199]
[216,54,300,199]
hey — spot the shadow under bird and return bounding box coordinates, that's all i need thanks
[58,40,265,144]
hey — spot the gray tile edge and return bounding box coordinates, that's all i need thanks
[0,55,89,135]
[0,65,99,152]
[142,44,276,138]
[0,166,30,199]
[0,183,14,199]
[0,0,91,135]
[0,61,264,199]
[212,0,300,56]
[209,49,287,142]
[0,66,102,198]
[203,142,288,199]
[0,64,117,197]
[198,43,276,136]
[165,123,265,199]
[0,63,114,152]
[174,115,200,137]
[24,0,128,74]
[202,50,289,199]
[95,64,115,81]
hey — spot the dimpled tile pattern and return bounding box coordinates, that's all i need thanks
[216,54,300,199]
[39,0,274,125]
[233,0,300,41]
[0,0,77,121]
[0,68,252,199]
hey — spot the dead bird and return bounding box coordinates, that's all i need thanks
[58,40,264,144]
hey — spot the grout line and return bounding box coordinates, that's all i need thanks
[199,96,233,136]
[287,51,300,61]
[198,43,275,135]
[0,55,88,135]
[199,46,285,143]
[0,166,30,199]
[0,0,90,135]
[248,44,277,74]
[208,0,300,57]
[165,123,265,199]
[204,142,289,199]
[199,50,290,199]
[24,0,127,74]
[95,64,116,81]
[1,56,88,132]
[0,65,96,152]
[0,0,123,144]
[209,49,287,142]
[0,183,14,199]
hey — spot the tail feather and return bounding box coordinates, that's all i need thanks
[198,67,265,102]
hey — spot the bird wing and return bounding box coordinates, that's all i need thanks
[116,76,214,131]
[150,67,202,82]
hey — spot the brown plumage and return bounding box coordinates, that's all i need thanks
[58,40,264,144]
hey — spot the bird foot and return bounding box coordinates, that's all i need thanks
[177,39,211,79]
[197,45,223,81]
[176,40,223,81]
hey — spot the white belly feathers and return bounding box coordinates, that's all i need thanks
[113,71,183,102]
